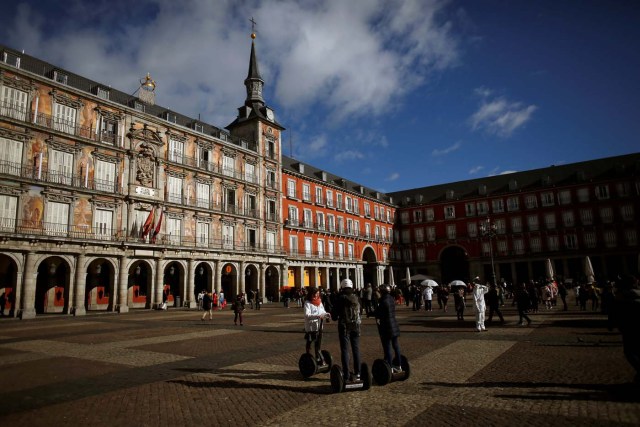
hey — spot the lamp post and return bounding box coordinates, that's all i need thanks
[480,217,497,287]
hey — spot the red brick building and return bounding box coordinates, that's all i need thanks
[388,154,640,286]
[281,156,395,290]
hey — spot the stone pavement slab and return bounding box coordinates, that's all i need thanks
[0,304,637,426]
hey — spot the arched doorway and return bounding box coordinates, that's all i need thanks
[35,256,70,314]
[440,246,469,285]
[128,261,152,309]
[85,259,115,311]
[265,265,279,302]
[221,263,237,301]
[194,262,211,299]
[164,262,184,307]
[0,254,18,317]
[362,246,378,288]
[244,264,258,295]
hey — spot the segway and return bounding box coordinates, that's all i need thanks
[329,362,371,393]
[299,350,333,379]
[372,355,411,386]
[298,319,333,379]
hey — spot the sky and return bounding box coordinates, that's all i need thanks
[1,0,638,193]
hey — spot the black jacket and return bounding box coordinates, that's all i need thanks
[331,288,361,335]
[373,293,400,338]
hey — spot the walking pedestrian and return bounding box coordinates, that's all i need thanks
[423,286,433,311]
[454,287,465,320]
[201,292,213,321]
[233,293,245,325]
[473,281,489,331]
[486,284,505,324]
[515,283,532,326]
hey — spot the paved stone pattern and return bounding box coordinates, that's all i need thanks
[0,303,638,426]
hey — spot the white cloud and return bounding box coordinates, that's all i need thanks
[473,86,492,98]
[334,150,365,162]
[432,141,461,157]
[2,0,459,129]
[468,165,483,174]
[469,92,537,138]
[386,172,400,181]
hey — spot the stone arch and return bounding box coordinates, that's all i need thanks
[361,246,379,288]
[244,263,259,296]
[220,262,238,301]
[35,256,71,315]
[194,262,213,298]
[439,245,470,285]
[163,261,186,307]
[0,252,20,317]
[85,258,116,312]
[128,260,153,309]
[264,265,279,302]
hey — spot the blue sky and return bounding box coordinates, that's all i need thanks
[1,0,638,193]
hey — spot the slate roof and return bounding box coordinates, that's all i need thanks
[388,153,640,206]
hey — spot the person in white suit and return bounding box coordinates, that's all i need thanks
[472,278,490,331]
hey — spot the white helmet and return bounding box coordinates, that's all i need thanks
[340,278,353,289]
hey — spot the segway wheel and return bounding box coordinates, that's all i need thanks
[392,355,411,381]
[330,364,344,393]
[321,349,333,367]
[361,362,371,390]
[298,353,317,379]
[372,359,392,386]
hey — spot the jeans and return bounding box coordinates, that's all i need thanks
[339,328,361,381]
[380,334,401,367]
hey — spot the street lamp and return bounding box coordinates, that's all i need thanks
[479,217,497,287]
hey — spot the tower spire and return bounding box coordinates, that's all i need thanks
[244,19,264,107]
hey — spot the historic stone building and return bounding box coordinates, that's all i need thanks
[0,36,287,319]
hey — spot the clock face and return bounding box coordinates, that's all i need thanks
[266,109,274,120]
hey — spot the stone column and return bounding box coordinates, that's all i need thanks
[154,258,164,309]
[20,252,37,319]
[73,253,87,316]
[281,263,288,289]
[239,261,246,295]
[214,260,221,294]
[187,258,195,308]
[118,256,129,313]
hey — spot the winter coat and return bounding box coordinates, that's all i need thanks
[304,301,328,333]
[374,293,400,338]
[331,288,361,335]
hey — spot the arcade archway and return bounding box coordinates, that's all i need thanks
[265,265,279,302]
[35,256,70,314]
[0,254,18,317]
[362,246,378,287]
[164,261,185,307]
[221,263,238,300]
[128,260,153,309]
[440,246,469,285]
[85,259,115,311]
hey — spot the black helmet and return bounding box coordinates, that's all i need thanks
[379,284,391,294]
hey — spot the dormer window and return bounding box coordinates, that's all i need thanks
[96,86,110,100]
[193,122,204,133]
[2,51,20,68]
[53,70,68,85]
[164,111,177,123]
[134,101,145,112]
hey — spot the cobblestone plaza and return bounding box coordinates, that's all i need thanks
[0,303,638,426]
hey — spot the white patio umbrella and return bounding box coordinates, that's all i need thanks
[584,256,595,283]
[449,280,467,288]
[411,274,432,281]
[405,267,412,285]
[388,266,395,287]
[420,279,439,288]
[545,258,554,281]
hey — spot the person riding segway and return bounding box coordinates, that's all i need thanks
[299,287,333,378]
[371,284,410,385]
[329,279,371,392]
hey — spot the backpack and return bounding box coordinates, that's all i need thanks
[342,296,361,330]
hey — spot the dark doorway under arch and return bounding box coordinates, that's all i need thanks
[362,247,378,288]
[440,246,469,285]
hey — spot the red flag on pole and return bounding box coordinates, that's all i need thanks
[141,208,155,237]
[151,209,163,243]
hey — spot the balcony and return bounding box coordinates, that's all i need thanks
[0,160,121,194]
[0,217,284,253]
